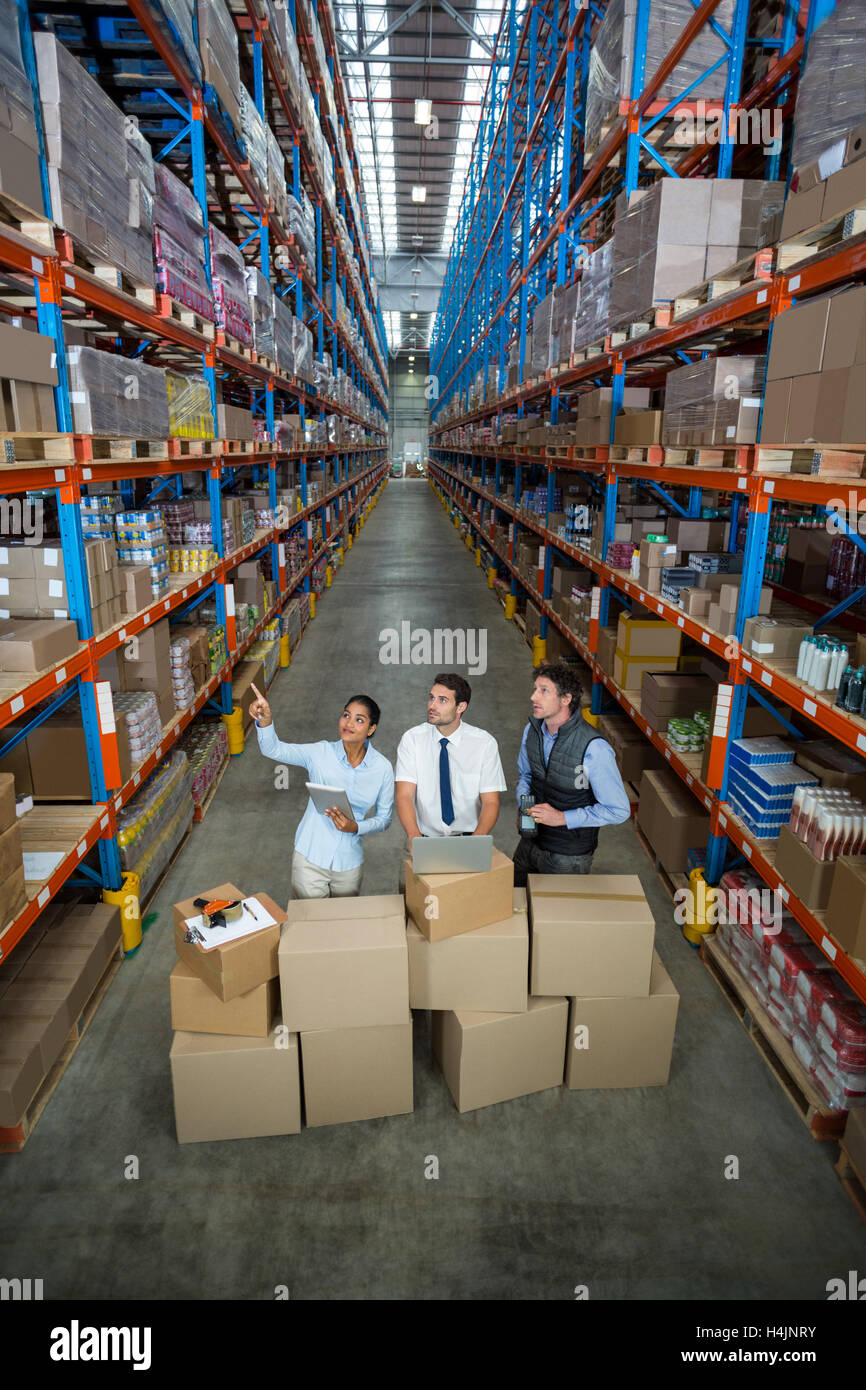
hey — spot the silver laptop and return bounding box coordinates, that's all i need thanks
[412,834,494,874]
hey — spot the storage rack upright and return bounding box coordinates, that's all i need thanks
[427,0,866,1004]
[0,0,389,964]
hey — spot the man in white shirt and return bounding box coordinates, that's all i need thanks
[395,673,507,850]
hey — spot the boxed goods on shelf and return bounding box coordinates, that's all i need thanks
[274,294,294,376]
[66,348,170,439]
[432,996,568,1113]
[166,372,215,440]
[613,612,681,688]
[576,386,650,445]
[238,84,268,197]
[34,33,155,290]
[118,749,194,899]
[0,321,59,433]
[637,767,710,872]
[826,857,866,959]
[217,402,255,441]
[742,616,811,661]
[177,721,228,811]
[209,225,252,344]
[196,0,242,134]
[640,671,715,735]
[0,539,122,634]
[662,355,765,447]
[572,241,612,353]
[789,0,866,183]
[762,286,866,444]
[23,706,133,797]
[245,266,275,360]
[266,126,289,231]
[726,737,820,840]
[597,712,666,783]
[152,163,214,321]
[0,0,44,210]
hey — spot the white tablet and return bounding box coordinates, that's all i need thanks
[305,782,354,818]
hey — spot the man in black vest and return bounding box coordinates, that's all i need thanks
[513,662,631,886]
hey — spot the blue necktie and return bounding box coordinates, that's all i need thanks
[439,737,455,826]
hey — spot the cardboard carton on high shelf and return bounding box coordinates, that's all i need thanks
[774,824,837,911]
[300,1015,414,1128]
[169,960,278,1038]
[783,528,833,594]
[616,613,681,661]
[279,895,407,1032]
[173,884,284,1003]
[637,768,710,876]
[613,650,679,691]
[432,996,568,1113]
[595,625,617,677]
[640,671,715,734]
[565,952,679,1090]
[0,321,59,432]
[232,657,266,732]
[0,618,78,673]
[407,888,528,1012]
[794,740,866,799]
[0,772,16,835]
[26,711,132,798]
[170,1019,301,1144]
[597,714,665,784]
[613,410,663,446]
[117,565,152,616]
[404,849,514,942]
[825,857,866,959]
[528,874,654,998]
[741,617,811,662]
[216,402,255,441]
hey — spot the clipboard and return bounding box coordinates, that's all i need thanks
[183,898,278,951]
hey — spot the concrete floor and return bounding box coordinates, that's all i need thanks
[3,479,864,1301]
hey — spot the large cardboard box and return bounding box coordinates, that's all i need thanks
[565,951,679,1089]
[300,1015,414,1128]
[173,884,284,1002]
[774,824,837,911]
[597,713,665,784]
[26,712,132,798]
[407,889,528,1012]
[528,874,655,998]
[637,768,710,875]
[170,1020,301,1143]
[825,857,866,959]
[742,616,810,661]
[794,740,866,799]
[0,618,78,672]
[613,650,678,690]
[279,894,407,1031]
[0,863,26,926]
[0,772,15,834]
[595,625,617,676]
[404,849,514,942]
[0,819,23,886]
[0,998,69,1076]
[766,295,833,379]
[169,960,278,1037]
[616,613,681,660]
[432,995,568,1112]
[0,1037,44,1126]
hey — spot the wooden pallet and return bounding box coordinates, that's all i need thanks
[672,248,775,321]
[87,437,170,462]
[609,303,674,346]
[834,1143,866,1227]
[663,445,745,469]
[0,431,75,464]
[701,933,846,1141]
[192,754,231,823]
[55,230,156,307]
[0,945,124,1153]
[166,437,218,458]
[221,437,261,454]
[0,189,53,251]
[754,444,866,477]
[777,204,866,273]
[571,341,606,364]
[157,292,216,340]
[217,331,255,360]
[609,443,665,465]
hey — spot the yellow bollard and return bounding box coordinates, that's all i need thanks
[682,867,711,947]
[582,709,599,727]
[487,565,496,589]
[326,565,333,587]
[475,547,481,566]
[279,634,291,667]
[348,534,353,549]
[222,705,245,755]
[310,593,317,618]
[504,594,516,619]
[103,871,141,953]
[532,635,547,668]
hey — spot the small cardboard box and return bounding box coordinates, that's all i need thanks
[117,565,153,615]
[616,613,681,659]
[825,856,866,958]
[170,1020,301,1143]
[404,848,514,942]
[169,960,278,1037]
[300,1015,414,1128]
[613,650,678,690]
[407,888,528,1012]
[173,884,284,1002]
[639,539,677,569]
[0,618,78,672]
[279,894,407,1031]
[774,824,837,911]
[528,874,654,998]
[637,768,710,875]
[432,995,568,1113]
[742,617,809,661]
[565,951,679,1089]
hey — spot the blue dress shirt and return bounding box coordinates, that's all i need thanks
[256,721,394,870]
[516,721,631,830]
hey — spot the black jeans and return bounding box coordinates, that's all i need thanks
[512,835,593,887]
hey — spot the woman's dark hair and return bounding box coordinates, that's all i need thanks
[433,672,472,708]
[344,695,381,734]
[537,662,583,711]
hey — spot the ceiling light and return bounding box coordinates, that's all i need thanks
[414,99,432,125]
[411,185,427,204]
[410,312,418,319]
[408,356,415,361]
[411,266,421,276]
[409,369,415,374]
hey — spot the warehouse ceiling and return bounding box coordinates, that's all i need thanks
[335,1,501,353]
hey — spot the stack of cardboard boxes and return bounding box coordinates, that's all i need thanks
[637,768,711,875]
[0,772,26,927]
[613,611,682,690]
[99,617,175,729]
[0,901,121,1127]
[0,540,122,637]
[0,320,59,433]
[761,285,866,449]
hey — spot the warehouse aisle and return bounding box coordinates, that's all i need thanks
[3,479,864,1302]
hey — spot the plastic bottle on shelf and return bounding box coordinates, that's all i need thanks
[796,634,815,681]
[811,641,832,691]
[630,548,640,579]
[846,667,866,713]
[828,643,848,693]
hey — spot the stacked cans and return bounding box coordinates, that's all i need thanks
[115,511,168,597]
[114,691,162,764]
[159,499,196,544]
[178,722,229,808]
[606,541,634,569]
[80,493,122,539]
[170,637,195,711]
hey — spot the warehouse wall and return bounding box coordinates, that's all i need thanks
[389,354,429,460]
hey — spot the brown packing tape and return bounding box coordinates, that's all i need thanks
[531,890,646,902]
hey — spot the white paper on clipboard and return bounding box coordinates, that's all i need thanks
[184,898,278,951]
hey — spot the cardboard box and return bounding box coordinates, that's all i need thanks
[638,563,662,592]
[774,824,837,911]
[0,819,23,885]
[794,740,866,799]
[766,294,833,380]
[742,617,810,661]
[760,377,792,443]
[26,712,132,798]
[0,772,16,835]
[117,565,152,615]
[597,714,665,784]
[613,410,663,446]
[173,884,284,1002]
[595,625,617,676]
[406,888,528,1012]
[0,998,69,1076]
[0,1037,44,1126]
[0,618,78,672]
[169,960,278,1037]
[432,995,568,1113]
[300,1015,414,1127]
[825,856,866,959]
[170,1020,301,1143]
[639,539,677,569]
[565,951,679,1089]
[528,874,654,998]
[232,658,266,732]
[637,768,710,875]
[404,848,514,942]
[843,1108,866,1183]
[822,156,866,223]
[616,614,681,659]
[613,650,678,690]
[279,894,407,1031]
[0,864,27,926]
